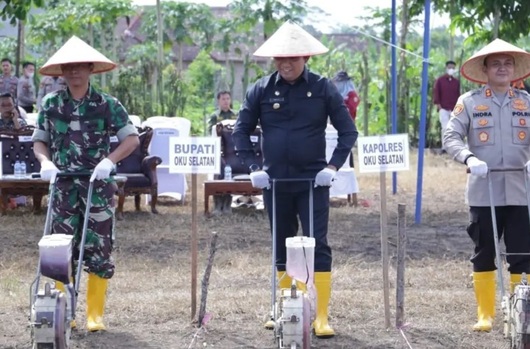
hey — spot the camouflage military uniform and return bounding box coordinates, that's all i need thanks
[0,115,27,130]
[37,76,67,111]
[32,85,138,279]
[208,108,237,131]
[208,108,237,213]
[0,75,18,99]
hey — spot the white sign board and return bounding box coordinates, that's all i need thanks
[169,137,221,174]
[357,134,410,173]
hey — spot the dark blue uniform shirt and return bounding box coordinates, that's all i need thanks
[233,67,358,190]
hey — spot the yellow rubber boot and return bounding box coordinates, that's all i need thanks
[264,271,294,330]
[472,271,496,332]
[86,274,108,332]
[510,274,522,294]
[264,271,292,330]
[313,272,335,338]
[55,281,77,329]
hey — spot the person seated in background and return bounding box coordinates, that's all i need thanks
[0,92,27,131]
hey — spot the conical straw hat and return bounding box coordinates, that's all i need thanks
[460,38,530,84]
[39,36,117,76]
[253,20,329,57]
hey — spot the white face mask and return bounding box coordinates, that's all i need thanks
[28,73,34,78]
[446,68,456,76]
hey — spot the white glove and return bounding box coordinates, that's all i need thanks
[315,167,336,187]
[90,158,114,181]
[249,170,270,189]
[525,160,530,175]
[467,157,488,178]
[39,160,60,181]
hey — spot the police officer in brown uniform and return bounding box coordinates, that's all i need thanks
[444,39,530,332]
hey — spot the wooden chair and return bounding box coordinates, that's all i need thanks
[111,127,162,219]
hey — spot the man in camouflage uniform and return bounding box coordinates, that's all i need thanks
[209,90,237,213]
[37,76,67,112]
[0,58,18,99]
[32,36,139,332]
[444,39,530,333]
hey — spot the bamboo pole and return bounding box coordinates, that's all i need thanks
[396,203,406,327]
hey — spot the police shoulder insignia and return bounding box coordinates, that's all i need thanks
[453,104,464,116]
[485,89,492,98]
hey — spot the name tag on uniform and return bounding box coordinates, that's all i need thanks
[110,136,119,143]
[250,135,258,143]
[18,135,32,142]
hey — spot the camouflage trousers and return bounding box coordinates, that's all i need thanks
[51,178,117,279]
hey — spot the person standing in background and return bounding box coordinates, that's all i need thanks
[17,62,37,113]
[0,58,18,99]
[37,76,67,111]
[208,90,238,214]
[331,70,360,122]
[434,60,460,150]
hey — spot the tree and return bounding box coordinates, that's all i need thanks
[141,2,215,72]
[1,0,44,25]
[411,0,530,44]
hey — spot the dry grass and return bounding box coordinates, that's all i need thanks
[0,150,514,348]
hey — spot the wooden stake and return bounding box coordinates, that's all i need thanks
[380,171,391,328]
[191,173,198,320]
[396,203,406,328]
[198,232,219,327]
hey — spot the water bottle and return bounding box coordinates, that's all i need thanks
[20,161,27,177]
[224,164,232,181]
[14,161,21,178]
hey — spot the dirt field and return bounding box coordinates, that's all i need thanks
[0,151,515,349]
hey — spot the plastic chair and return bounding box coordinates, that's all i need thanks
[25,113,39,126]
[128,115,142,128]
[325,124,359,202]
[142,116,191,137]
[147,126,188,203]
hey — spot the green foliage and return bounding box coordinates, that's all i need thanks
[1,0,44,25]
[184,50,223,134]
[414,0,530,44]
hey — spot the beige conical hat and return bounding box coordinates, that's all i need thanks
[253,20,329,57]
[39,36,117,76]
[460,38,530,84]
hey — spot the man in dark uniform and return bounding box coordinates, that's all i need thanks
[232,20,357,338]
[32,36,139,332]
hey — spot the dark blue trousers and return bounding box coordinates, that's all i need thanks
[263,186,332,272]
